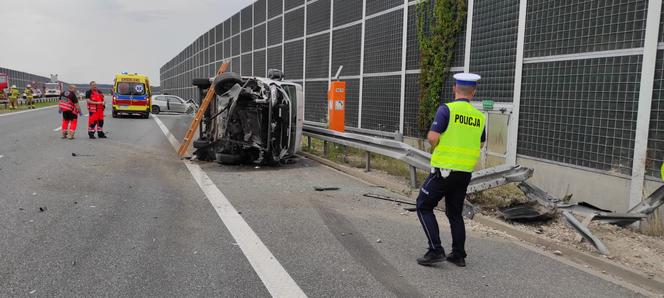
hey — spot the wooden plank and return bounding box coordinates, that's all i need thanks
[177,61,230,157]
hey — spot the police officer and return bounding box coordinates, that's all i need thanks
[416,73,486,267]
[24,84,35,109]
[8,85,19,110]
[85,81,106,139]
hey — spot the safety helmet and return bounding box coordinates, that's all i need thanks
[26,84,31,88]
[11,85,16,88]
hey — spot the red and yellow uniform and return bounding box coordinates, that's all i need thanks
[85,88,106,138]
[59,90,80,139]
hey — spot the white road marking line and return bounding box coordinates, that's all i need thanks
[0,105,58,118]
[53,127,62,132]
[152,115,306,297]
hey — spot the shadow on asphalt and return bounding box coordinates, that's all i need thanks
[195,156,318,174]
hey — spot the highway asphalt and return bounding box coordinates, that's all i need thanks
[0,104,647,297]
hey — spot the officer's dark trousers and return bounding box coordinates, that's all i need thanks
[416,171,472,257]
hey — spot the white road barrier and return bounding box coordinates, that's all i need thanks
[152,115,307,298]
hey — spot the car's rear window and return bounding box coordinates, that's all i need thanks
[116,82,146,96]
[0,76,6,84]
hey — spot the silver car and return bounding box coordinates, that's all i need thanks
[151,94,194,114]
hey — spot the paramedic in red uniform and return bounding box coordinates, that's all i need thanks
[59,85,81,139]
[85,81,106,139]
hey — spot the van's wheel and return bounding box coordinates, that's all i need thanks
[112,110,117,118]
[143,112,150,119]
[213,72,243,96]
[151,105,160,114]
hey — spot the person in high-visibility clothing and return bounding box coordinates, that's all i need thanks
[24,84,35,109]
[85,81,106,139]
[8,85,19,110]
[59,85,81,139]
[415,73,486,267]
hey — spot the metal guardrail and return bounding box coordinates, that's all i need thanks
[303,125,431,170]
[302,125,533,189]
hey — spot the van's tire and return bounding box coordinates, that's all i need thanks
[192,78,211,89]
[217,153,243,165]
[151,105,160,114]
[213,72,243,96]
[143,112,150,119]
[112,110,118,118]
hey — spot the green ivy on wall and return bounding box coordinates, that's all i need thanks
[417,0,466,135]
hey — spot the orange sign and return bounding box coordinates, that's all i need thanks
[328,81,346,132]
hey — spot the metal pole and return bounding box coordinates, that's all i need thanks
[323,140,328,157]
[629,0,662,210]
[505,0,528,165]
[398,0,408,134]
[365,151,371,172]
[307,135,311,150]
[463,0,474,73]
[357,0,367,128]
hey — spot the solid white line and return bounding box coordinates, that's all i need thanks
[0,105,58,118]
[53,127,62,132]
[152,115,307,298]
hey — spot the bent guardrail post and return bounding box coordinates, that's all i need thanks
[409,166,418,188]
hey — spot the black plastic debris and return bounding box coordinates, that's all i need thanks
[498,201,555,222]
[72,153,94,157]
[39,207,47,212]
[314,187,340,191]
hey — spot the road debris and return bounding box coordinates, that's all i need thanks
[29,290,36,294]
[553,250,563,256]
[71,153,94,157]
[498,201,556,222]
[314,187,340,191]
[32,192,37,196]
[38,207,47,212]
[627,184,664,215]
[376,239,382,243]
[561,211,609,255]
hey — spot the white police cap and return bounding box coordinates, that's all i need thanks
[453,73,481,86]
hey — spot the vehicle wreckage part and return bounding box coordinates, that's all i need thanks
[627,184,664,215]
[561,211,610,255]
[558,202,647,227]
[517,181,560,208]
[498,201,556,222]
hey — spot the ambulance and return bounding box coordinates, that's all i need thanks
[112,72,152,118]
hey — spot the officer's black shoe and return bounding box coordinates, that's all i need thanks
[417,249,445,266]
[88,132,96,139]
[97,131,107,138]
[446,253,466,267]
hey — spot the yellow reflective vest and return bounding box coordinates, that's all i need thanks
[430,101,486,172]
[25,88,33,99]
[9,87,19,99]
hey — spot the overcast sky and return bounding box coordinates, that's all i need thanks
[0,0,253,85]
